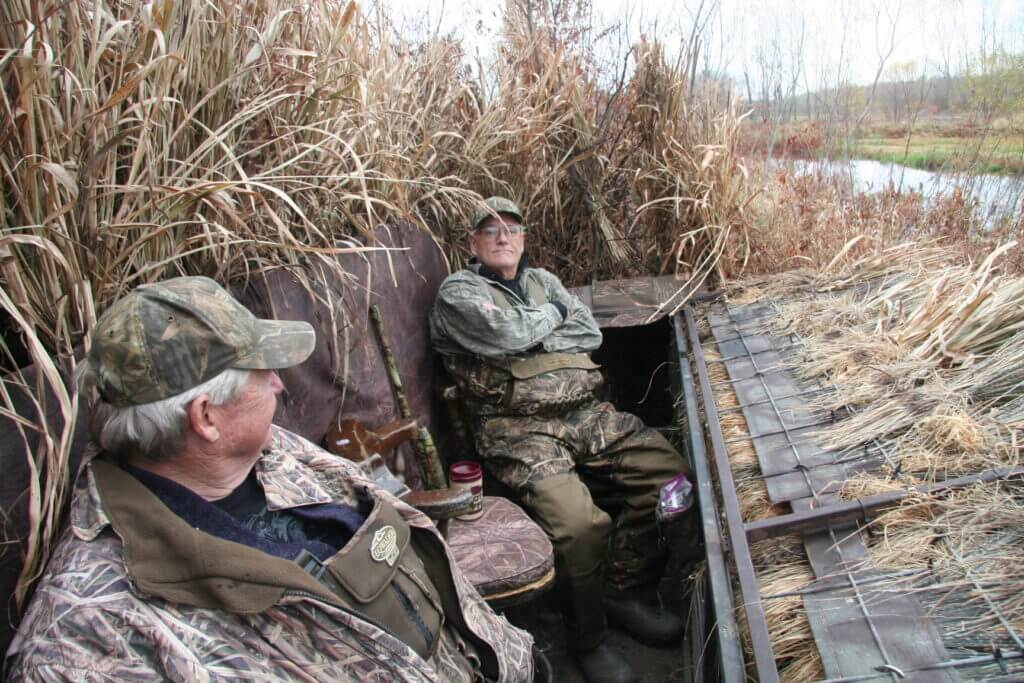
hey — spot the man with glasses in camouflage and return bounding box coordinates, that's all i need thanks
[431,197,688,683]
[5,276,535,682]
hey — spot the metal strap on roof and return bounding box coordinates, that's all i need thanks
[674,313,746,681]
[696,299,958,682]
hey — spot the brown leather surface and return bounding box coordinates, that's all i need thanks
[446,497,555,598]
[0,223,451,655]
[237,224,451,487]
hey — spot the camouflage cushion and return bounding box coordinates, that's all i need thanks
[446,497,554,599]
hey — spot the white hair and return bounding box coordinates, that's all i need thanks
[89,368,252,462]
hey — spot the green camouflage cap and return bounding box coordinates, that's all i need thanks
[81,276,316,406]
[470,196,524,232]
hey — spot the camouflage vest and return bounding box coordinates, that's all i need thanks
[445,271,602,417]
[298,490,452,662]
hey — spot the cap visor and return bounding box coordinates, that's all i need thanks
[234,319,316,370]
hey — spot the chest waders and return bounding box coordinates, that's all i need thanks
[444,272,601,418]
[460,275,610,651]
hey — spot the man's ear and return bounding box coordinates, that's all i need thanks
[186,395,220,443]
[468,233,479,258]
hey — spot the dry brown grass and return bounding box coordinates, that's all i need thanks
[740,537,821,683]
[711,244,1024,680]
[0,0,762,610]
[736,243,1024,480]
[866,483,1024,641]
[733,168,1024,281]
[697,321,822,680]
[700,341,775,523]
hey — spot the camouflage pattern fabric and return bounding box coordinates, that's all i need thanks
[476,400,686,592]
[470,197,524,232]
[431,260,689,648]
[430,264,602,360]
[4,427,534,682]
[441,352,604,418]
[446,497,554,598]
[431,265,604,420]
[80,276,315,406]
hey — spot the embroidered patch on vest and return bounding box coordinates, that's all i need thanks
[370,525,399,567]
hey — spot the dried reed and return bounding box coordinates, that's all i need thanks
[700,338,774,523]
[0,0,761,611]
[697,313,821,680]
[710,243,1024,681]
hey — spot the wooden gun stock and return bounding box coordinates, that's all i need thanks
[325,418,418,462]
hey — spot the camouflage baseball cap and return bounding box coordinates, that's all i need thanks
[80,276,316,406]
[470,196,524,232]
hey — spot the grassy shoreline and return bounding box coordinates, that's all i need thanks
[740,120,1024,175]
[852,133,1024,175]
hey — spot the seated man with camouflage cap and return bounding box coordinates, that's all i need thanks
[430,198,688,683]
[5,276,534,682]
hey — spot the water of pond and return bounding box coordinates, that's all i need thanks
[789,158,1023,225]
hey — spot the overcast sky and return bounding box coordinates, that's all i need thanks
[377,0,1024,92]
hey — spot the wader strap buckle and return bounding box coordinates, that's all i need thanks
[295,548,326,581]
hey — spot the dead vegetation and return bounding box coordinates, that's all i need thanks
[703,243,1024,680]
[2,0,1021,651]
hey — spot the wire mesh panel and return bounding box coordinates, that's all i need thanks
[684,293,1024,683]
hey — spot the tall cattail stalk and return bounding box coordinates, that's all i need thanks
[1,0,759,607]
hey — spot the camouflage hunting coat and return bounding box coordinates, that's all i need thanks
[430,262,604,417]
[4,427,534,682]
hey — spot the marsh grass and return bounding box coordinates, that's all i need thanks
[711,244,1024,679]
[854,132,1024,175]
[1,0,765,607]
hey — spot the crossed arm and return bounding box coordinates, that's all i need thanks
[430,269,602,358]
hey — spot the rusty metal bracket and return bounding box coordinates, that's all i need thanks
[673,313,746,682]
[744,466,1024,542]
[683,306,780,683]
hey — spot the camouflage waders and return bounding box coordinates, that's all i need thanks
[476,401,685,650]
[431,261,689,651]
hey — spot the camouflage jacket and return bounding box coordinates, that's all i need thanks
[431,262,601,358]
[430,263,604,417]
[4,427,534,682]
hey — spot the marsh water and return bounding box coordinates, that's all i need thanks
[790,158,1024,226]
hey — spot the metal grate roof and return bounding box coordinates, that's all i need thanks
[677,294,1024,682]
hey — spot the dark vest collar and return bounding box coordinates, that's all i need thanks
[121,463,364,563]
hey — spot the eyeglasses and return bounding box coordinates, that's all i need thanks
[475,223,526,238]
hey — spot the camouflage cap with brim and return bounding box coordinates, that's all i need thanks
[80,276,316,406]
[470,196,524,232]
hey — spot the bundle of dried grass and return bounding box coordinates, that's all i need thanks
[697,318,820,680]
[750,242,1024,479]
[700,342,773,523]
[731,538,820,683]
[867,483,1024,648]
[709,242,1024,681]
